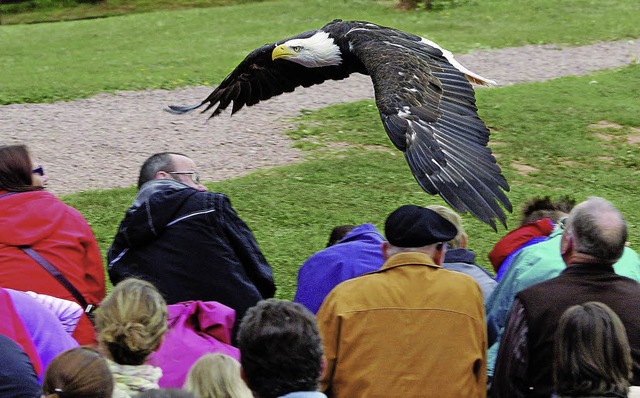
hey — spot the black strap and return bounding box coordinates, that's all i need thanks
[19,246,94,314]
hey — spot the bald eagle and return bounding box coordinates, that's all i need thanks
[168,19,512,230]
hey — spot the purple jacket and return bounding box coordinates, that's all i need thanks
[5,289,79,383]
[147,300,240,388]
[294,224,385,314]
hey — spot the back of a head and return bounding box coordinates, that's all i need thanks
[238,299,323,398]
[0,144,41,192]
[520,195,577,226]
[137,152,188,189]
[96,278,168,365]
[426,205,464,249]
[326,225,356,247]
[554,301,631,397]
[42,347,114,398]
[567,197,627,264]
[184,353,252,398]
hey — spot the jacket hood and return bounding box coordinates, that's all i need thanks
[117,179,199,248]
[0,191,69,246]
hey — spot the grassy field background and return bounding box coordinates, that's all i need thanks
[2,0,639,298]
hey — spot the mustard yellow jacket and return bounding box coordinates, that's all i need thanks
[317,252,487,398]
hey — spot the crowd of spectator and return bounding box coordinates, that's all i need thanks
[2,143,640,398]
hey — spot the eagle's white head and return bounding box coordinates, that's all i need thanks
[272,30,342,68]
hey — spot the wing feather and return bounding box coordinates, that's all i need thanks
[347,25,511,228]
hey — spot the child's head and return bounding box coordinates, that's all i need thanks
[42,347,113,398]
[96,278,168,365]
[185,353,252,398]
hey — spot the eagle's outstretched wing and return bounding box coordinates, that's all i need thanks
[168,20,511,229]
[346,26,511,229]
[167,30,353,117]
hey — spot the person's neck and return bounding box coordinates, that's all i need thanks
[566,252,610,266]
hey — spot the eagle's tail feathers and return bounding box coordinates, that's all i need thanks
[165,102,205,115]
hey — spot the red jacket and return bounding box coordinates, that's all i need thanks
[0,190,105,345]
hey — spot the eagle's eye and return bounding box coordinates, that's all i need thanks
[291,46,303,53]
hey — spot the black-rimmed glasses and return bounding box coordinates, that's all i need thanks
[168,171,200,184]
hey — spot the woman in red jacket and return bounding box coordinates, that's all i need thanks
[0,144,105,345]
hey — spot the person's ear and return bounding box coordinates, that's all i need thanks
[434,245,446,266]
[460,233,468,249]
[155,170,171,180]
[560,230,573,257]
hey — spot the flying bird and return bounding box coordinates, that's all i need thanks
[167,19,512,230]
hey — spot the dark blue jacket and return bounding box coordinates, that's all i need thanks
[108,179,275,328]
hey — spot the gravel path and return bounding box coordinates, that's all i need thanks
[1,38,638,196]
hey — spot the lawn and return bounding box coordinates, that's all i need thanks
[2,0,639,298]
[63,64,640,298]
[1,0,639,104]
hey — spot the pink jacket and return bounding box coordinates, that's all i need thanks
[147,300,240,388]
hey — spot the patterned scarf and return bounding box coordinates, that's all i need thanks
[107,359,162,398]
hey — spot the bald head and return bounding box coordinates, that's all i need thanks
[566,197,627,264]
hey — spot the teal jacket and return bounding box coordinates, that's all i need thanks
[486,227,640,377]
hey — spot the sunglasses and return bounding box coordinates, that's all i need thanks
[168,171,200,184]
[32,165,44,176]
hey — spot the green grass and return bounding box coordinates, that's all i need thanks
[61,65,640,299]
[1,0,639,104]
[0,0,263,25]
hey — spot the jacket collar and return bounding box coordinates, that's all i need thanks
[133,179,192,208]
[378,251,440,273]
[562,262,616,275]
[339,223,385,244]
[444,248,476,264]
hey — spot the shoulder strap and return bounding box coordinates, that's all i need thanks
[0,192,18,199]
[19,246,93,313]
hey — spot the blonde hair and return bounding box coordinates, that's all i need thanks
[96,278,168,365]
[185,353,252,398]
[426,205,464,248]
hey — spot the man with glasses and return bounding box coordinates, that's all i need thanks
[107,152,275,338]
[317,205,487,397]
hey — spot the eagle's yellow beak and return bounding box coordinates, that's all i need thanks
[272,45,296,60]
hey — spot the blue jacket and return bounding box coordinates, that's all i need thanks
[294,224,385,314]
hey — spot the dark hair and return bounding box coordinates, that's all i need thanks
[238,299,324,398]
[42,347,114,398]
[554,302,631,397]
[137,152,188,189]
[568,197,627,263]
[326,225,356,247]
[0,144,42,192]
[520,195,576,226]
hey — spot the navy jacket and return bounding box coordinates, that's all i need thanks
[108,180,275,327]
